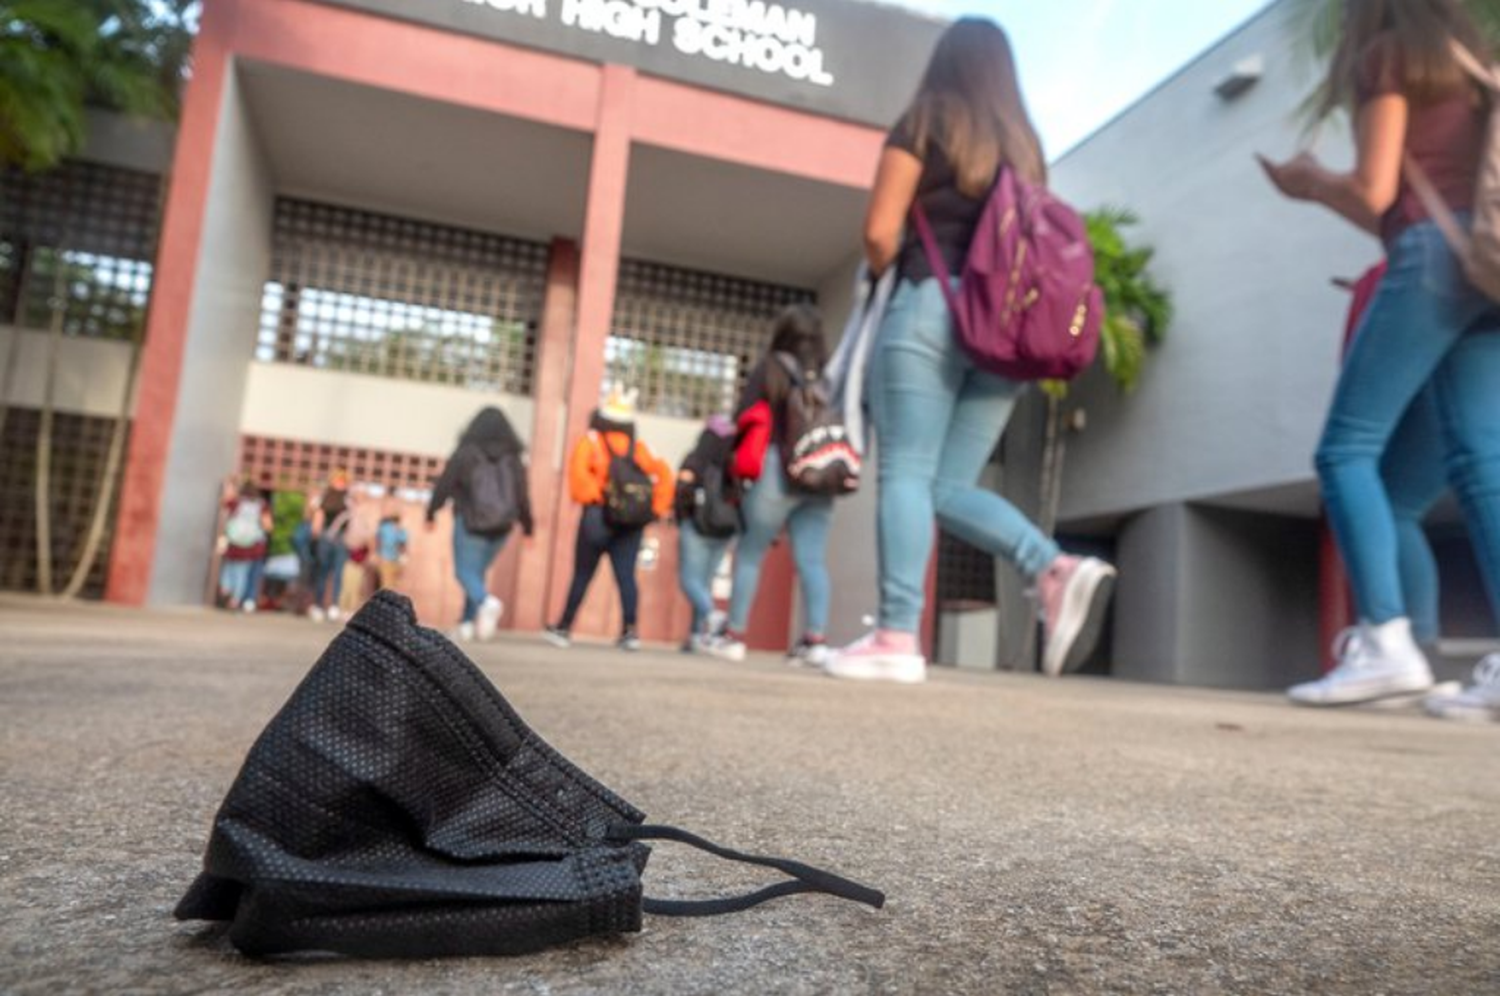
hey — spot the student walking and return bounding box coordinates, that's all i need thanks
[306,469,354,623]
[1337,263,1448,655]
[826,17,1116,685]
[674,414,740,651]
[375,504,410,593]
[545,391,673,652]
[427,406,533,642]
[707,305,841,667]
[1259,0,1500,712]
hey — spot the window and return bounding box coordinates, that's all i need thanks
[0,161,161,342]
[608,259,814,419]
[257,200,547,393]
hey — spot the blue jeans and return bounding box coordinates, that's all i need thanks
[310,535,348,609]
[557,506,646,631]
[869,278,1061,632]
[1317,219,1500,629]
[727,454,833,636]
[1382,385,1445,643]
[219,559,255,605]
[453,518,509,624]
[678,521,732,637]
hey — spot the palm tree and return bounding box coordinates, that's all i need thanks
[2,1,195,595]
[1035,208,1172,538]
[997,210,1169,671]
[0,0,195,170]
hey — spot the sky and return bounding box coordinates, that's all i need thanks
[878,0,1280,157]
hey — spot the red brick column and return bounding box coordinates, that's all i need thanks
[105,0,238,604]
[541,65,636,628]
[510,239,580,631]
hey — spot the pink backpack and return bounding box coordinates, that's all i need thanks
[913,167,1103,381]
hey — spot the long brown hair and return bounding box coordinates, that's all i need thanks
[1313,0,1489,120]
[902,17,1046,196]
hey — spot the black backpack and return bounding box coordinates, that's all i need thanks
[174,592,883,958]
[690,462,741,539]
[464,453,520,537]
[774,351,861,496]
[601,435,656,529]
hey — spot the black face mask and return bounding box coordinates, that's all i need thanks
[175,591,883,958]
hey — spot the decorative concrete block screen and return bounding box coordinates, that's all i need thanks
[0,408,123,599]
[238,433,444,498]
[0,161,160,342]
[0,160,162,598]
[607,258,814,420]
[936,530,998,608]
[257,199,548,394]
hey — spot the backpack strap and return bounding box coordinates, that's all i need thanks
[911,202,966,328]
[1449,41,1500,93]
[606,822,884,917]
[771,350,809,387]
[1404,154,1473,260]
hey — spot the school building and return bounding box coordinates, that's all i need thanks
[0,0,942,647]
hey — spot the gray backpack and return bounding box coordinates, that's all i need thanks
[1405,42,1500,302]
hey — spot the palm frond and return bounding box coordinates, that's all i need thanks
[1083,207,1173,391]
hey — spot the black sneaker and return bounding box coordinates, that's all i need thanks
[543,625,571,648]
[786,637,830,668]
[618,629,642,653]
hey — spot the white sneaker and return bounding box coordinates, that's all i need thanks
[705,633,747,663]
[1288,619,1434,706]
[823,633,926,685]
[306,606,326,623]
[476,596,504,641]
[241,601,257,615]
[1425,654,1500,722]
[326,605,342,623]
[455,621,476,643]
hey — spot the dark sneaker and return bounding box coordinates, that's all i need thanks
[542,625,571,649]
[786,637,830,668]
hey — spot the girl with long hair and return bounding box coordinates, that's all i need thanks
[1260,0,1500,714]
[825,18,1117,684]
[707,303,839,666]
[427,405,533,642]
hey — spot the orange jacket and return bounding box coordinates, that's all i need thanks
[568,430,675,518]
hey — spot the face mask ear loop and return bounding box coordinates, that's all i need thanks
[606,823,885,917]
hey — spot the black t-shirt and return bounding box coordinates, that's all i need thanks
[886,111,990,283]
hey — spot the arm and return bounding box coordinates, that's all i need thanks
[568,433,605,506]
[514,454,535,536]
[731,400,772,481]
[644,446,676,520]
[863,146,923,276]
[1257,94,1407,236]
[427,447,464,522]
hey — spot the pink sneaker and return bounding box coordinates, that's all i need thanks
[824,630,926,684]
[1037,555,1117,677]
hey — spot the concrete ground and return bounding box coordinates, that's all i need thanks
[1,594,1497,996]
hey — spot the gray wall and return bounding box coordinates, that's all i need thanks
[1049,0,1379,524]
[80,110,176,175]
[1113,503,1320,690]
[312,0,944,127]
[148,62,275,604]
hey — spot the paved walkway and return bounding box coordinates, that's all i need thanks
[2,595,1496,995]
